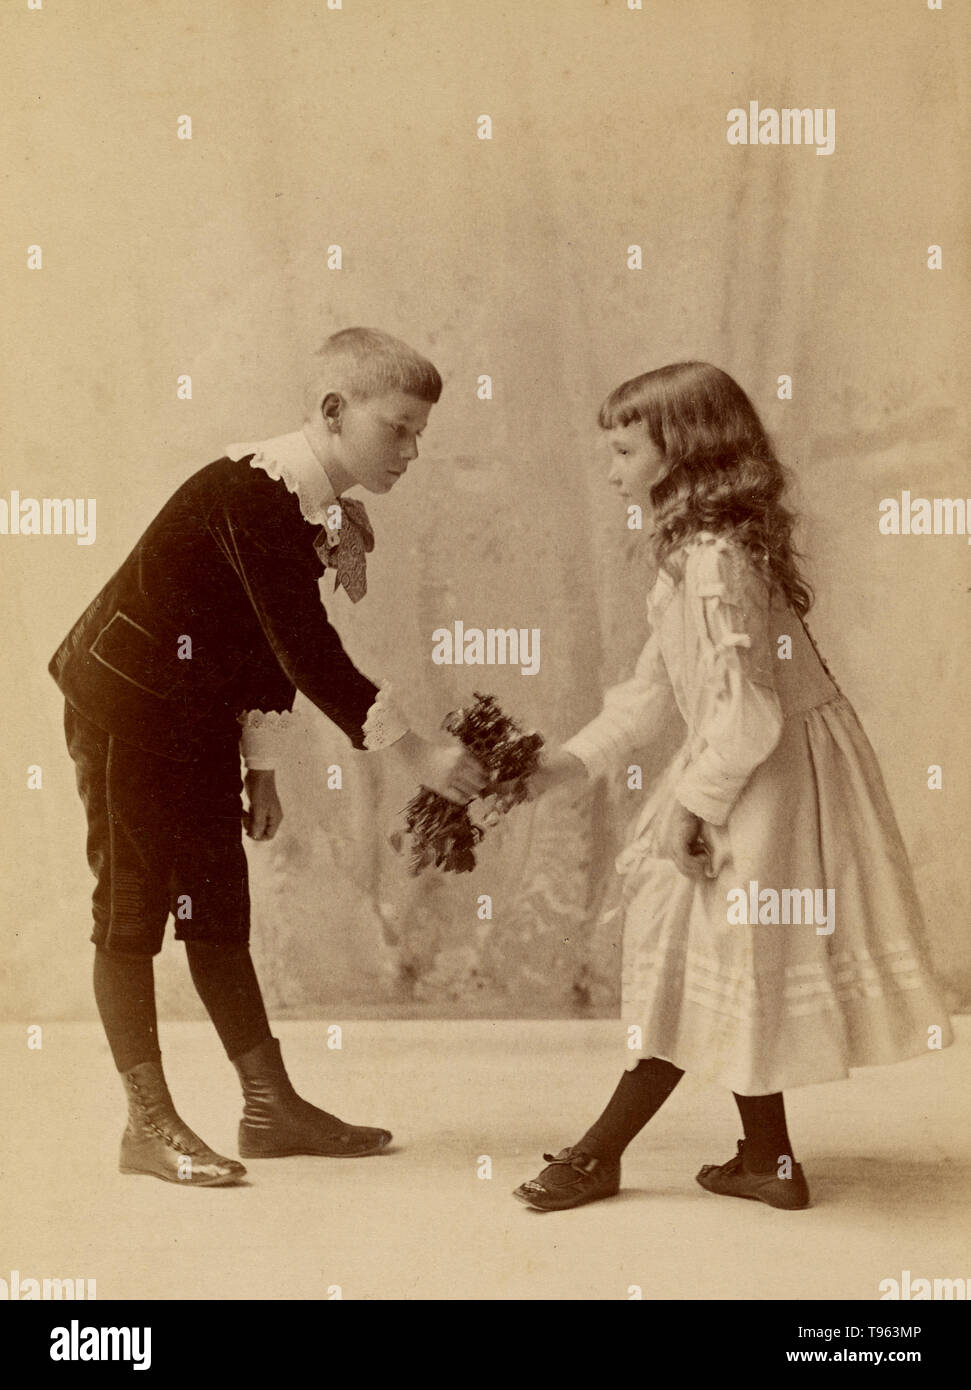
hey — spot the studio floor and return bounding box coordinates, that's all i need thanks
[2,1018,968,1302]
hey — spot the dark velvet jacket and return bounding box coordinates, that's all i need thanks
[49,456,379,762]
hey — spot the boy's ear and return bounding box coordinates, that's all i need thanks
[320,391,344,433]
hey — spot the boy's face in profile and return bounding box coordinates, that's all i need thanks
[336,391,432,494]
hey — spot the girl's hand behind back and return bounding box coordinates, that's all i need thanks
[663,802,714,879]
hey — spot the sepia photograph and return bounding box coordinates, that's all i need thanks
[2,0,968,1343]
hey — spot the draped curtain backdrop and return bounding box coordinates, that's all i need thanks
[3,0,967,1019]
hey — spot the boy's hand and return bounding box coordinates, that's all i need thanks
[419,743,488,804]
[243,769,284,841]
[379,730,487,803]
[662,803,713,879]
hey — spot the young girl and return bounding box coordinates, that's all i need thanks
[512,362,954,1212]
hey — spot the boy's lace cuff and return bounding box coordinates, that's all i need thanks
[362,683,410,751]
[238,709,294,770]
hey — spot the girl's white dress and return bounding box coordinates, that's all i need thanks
[564,532,953,1094]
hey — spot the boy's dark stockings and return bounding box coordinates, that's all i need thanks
[93,948,161,1073]
[184,940,273,1061]
[93,941,273,1072]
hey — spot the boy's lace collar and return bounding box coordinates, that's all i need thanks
[223,431,339,526]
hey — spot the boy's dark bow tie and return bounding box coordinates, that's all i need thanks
[314,496,374,603]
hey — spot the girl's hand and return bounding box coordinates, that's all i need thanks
[486,747,588,805]
[531,748,588,798]
[662,803,713,879]
[243,769,284,841]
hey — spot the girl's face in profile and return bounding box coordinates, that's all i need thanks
[605,420,666,513]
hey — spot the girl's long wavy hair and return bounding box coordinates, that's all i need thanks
[599,361,813,616]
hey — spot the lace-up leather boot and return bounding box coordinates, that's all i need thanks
[120,1061,246,1186]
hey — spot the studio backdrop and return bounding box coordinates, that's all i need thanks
[3,0,967,1020]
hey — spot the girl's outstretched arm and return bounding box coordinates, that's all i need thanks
[523,746,589,797]
[488,628,675,805]
[559,628,676,782]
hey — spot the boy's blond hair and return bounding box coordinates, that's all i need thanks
[303,327,442,419]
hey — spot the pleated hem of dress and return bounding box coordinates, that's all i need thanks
[623,1019,955,1094]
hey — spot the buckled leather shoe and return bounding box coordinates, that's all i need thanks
[513,1146,621,1212]
[696,1139,810,1209]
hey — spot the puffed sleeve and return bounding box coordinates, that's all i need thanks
[561,627,675,781]
[673,537,784,826]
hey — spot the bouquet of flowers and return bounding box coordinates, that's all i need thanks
[390,693,544,875]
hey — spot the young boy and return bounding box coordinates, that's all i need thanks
[50,327,485,1187]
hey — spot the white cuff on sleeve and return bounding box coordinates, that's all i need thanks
[238,709,294,770]
[362,682,410,751]
[672,779,739,827]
